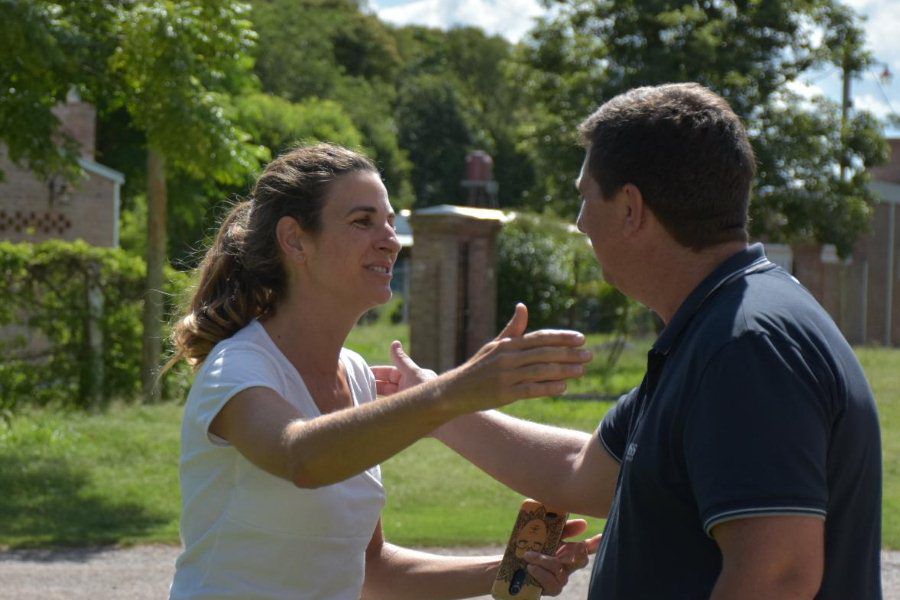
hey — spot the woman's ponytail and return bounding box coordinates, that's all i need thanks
[170,201,275,367]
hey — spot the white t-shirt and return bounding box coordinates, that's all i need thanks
[170,320,386,600]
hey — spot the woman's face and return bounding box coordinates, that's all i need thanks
[298,170,401,311]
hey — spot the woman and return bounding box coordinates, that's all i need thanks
[167,143,594,599]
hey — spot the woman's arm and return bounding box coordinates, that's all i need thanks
[210,327,590,488]
[362,519,597,600]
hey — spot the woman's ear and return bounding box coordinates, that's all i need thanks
[275,216,306,262]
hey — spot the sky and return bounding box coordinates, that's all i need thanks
[371,0,900,138]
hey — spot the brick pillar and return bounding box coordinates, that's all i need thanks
[409,205,504,372]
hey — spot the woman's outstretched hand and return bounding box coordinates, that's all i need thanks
[443,303,591,412]
[372,303,592,413]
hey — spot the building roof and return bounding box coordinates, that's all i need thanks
[78,158,125,185]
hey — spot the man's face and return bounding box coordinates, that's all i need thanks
[575,149,621,288]
[514,518,548,558]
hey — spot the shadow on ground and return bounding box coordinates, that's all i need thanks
[0,454,168,550]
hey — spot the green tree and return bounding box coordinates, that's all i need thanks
[0,1,263,401]
[391,25,536,207]
[395,74,477,206]
[0,0,114,179]
[107,2,262,400]
[250,0,412,206]
[517,0,889,249]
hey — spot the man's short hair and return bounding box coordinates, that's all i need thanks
[578,83,755,250]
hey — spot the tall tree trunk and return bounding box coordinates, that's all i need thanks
[141,149,167,402]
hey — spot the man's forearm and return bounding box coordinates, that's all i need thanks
[434,410,609,516]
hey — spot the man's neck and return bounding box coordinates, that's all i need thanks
[637,240,748,325]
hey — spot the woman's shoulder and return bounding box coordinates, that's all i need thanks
[200,321,281,375]
[340,348,373,381]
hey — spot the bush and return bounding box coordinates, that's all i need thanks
[496,212,648,333]
[0,241,190,414]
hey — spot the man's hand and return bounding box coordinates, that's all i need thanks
[371,341,436,396]
[522,519,602,596]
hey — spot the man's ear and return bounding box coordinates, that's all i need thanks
[275,216,306,262]
[621,183,647,236]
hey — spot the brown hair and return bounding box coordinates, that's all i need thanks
[169,143,377,367]
[578,83,755,250]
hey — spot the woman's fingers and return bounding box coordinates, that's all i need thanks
[506,329,587,350]
[523,552,569,595]
[495,303,529,340]
[496,342,593,368]
[510,380,568,399]
[560,519,589,540]
[583,533,603,554]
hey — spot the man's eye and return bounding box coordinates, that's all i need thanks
[354,218,371,228]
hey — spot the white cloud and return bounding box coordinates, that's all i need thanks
[853,92,895,119]
[786,78,826,101]
[372,0,544,42]
[858,1,900,72]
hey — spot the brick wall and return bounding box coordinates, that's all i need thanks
[0,148,119,247]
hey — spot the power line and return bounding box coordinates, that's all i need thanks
[869,70,898,117]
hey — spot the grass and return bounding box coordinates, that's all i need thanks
[857,347,900,549]
[0,323,897,550]
[0,403,181,547]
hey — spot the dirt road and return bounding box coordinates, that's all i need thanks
[0,545,897,599]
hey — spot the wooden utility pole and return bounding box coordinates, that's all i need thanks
[840,46,852,181]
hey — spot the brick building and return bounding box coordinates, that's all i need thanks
[0,91,124,247]
[784,138,900,346]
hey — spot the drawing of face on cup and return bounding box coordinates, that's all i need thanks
[514,518,548,558]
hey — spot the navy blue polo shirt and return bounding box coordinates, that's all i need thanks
[588,244,882,599]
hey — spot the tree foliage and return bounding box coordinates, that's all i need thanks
[0,0,114,179]
[392,25,536,208]
[518,0,889,251]
[0,241,190,412]
[250,0,412,204]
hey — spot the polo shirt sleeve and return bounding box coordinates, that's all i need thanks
[683,331,829,536]
[598,387,640,462]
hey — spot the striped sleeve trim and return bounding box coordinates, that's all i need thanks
[703,506,827,537]
[597,428,623,464]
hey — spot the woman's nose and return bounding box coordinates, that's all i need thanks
[380,224,402,254]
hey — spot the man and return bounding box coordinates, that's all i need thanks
[378,82,882,598]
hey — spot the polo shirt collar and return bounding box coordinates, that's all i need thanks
[652,243,772,355]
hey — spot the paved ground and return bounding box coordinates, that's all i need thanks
[0,545,897,599]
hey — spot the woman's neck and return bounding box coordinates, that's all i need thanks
[261,293,362,380]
